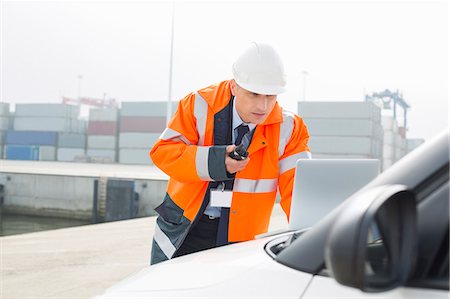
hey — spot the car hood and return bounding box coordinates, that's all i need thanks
[96,236,312,298]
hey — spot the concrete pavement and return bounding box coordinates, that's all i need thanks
[1,204,288,299]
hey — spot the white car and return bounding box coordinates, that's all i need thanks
[95,131,449,298]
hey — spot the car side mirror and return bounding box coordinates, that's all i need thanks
[325,185,417,292]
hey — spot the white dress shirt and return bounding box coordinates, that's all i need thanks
[204,99,256,218]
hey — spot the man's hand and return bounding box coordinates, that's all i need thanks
[225,145,250,174]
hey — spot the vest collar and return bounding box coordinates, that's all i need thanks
[260,102,283,126]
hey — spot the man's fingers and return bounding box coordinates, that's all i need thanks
[225,155,250,174]
[226,145,236,154]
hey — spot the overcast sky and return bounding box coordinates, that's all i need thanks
[1,0,448,140]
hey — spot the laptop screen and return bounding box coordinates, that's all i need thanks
[289,159,380,231]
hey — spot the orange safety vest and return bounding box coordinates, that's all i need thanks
[150,80,310,263]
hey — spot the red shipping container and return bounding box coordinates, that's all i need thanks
[88,121,117,135]
[120,116,166,133]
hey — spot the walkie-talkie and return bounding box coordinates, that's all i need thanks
[228,144,249,160]
[228,128,254,160]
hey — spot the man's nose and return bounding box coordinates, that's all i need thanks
[257,97,268,111]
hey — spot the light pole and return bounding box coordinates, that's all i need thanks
[301,71,309,101]
[166,1,175,126]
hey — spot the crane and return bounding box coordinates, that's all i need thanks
[62,96,118,108]
[365,89,410,129]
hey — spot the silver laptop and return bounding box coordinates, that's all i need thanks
[289,159,380,231]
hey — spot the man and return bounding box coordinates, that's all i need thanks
[149,42,311,265]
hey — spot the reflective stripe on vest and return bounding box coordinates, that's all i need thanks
[279,151,312,175]
[278,110,295,157]
[159,127,191,145]
[277,110,311,174]
[194,92,208,146]
[153,223,177,259]
[233,178,278,193]
[196,146,213,181]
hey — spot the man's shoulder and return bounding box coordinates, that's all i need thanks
[280,108,296,119]
[278,107,309,134]
[280,107,305,122]
[197,80,232,111]
[197,80,231,95]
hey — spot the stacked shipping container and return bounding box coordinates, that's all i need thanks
[87,108,119,163]
[5,104,84,161]
[0,101,430,167]
[13,104,83,132]
[298,102,384,163]
[118,102,176,165]
[5,131,57,160]
[57,133,86,161]
[0,103,11,158]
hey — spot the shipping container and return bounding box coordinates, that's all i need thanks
[87,121,117,135]
[58,133,86,148]
[0,132,4,159]
[298,102,381,122]
[0,117,9,130]
[57,148,86,162]
[303,118,383,139]
[119,149,152,165]
[14,117,77,132]
[39,146,56,161]
[89,108,119,122]
[308,136,382,156]
[87,135,117,149]
[6,131,57,146]
[0,103,10,116]
[118,133,160,149]
[77,119,87,134]
[5,145,39,160]
[71,119,87,134]
[119,116,166,133]
[120,101,178,117]
[15,103,79,118]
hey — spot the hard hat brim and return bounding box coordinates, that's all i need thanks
[235,80,286,96]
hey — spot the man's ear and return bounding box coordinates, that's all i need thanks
[230,79,236,96]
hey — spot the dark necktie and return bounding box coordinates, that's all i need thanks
[235,124,249,145]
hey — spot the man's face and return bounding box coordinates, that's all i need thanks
[231,80,277,125]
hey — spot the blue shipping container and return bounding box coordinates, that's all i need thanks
[6,130,57,146]
[5,145,39,160]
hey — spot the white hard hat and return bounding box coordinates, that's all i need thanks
[232,42,287,95]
